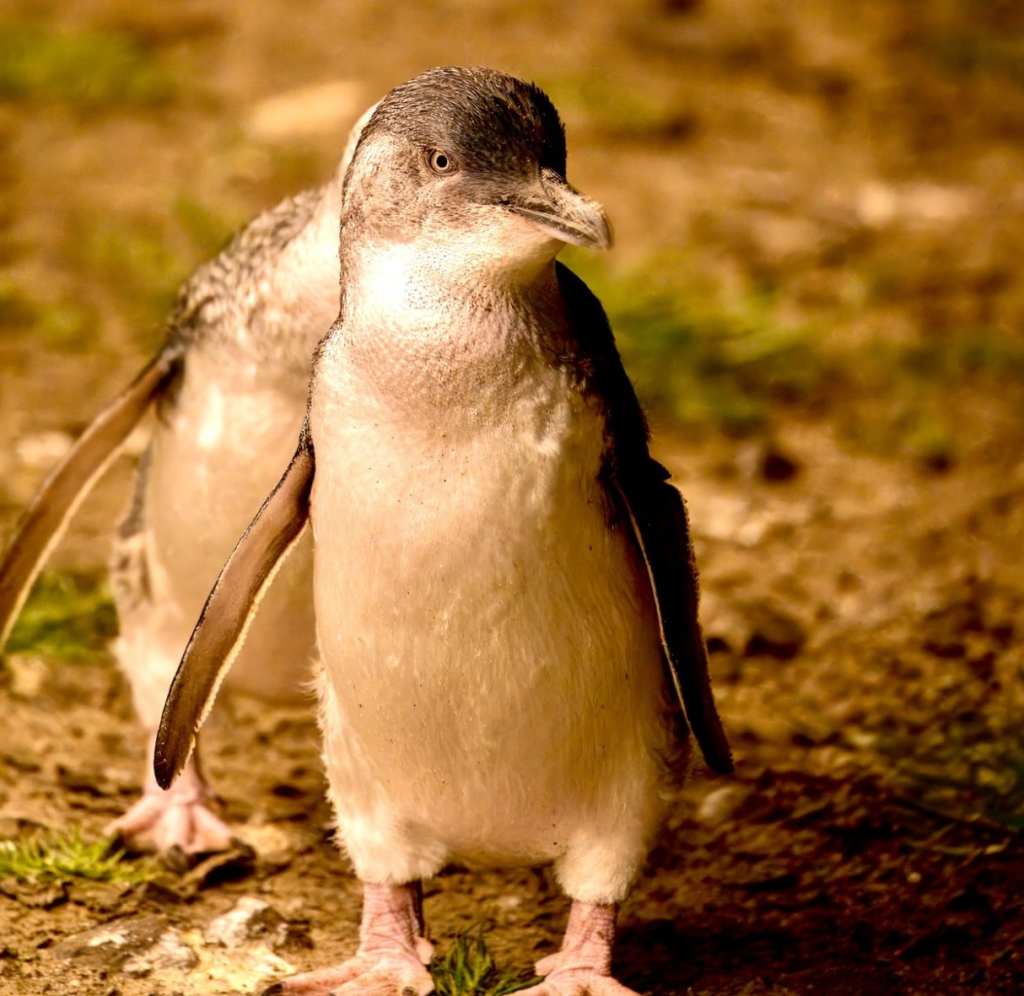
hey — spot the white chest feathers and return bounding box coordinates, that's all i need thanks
[307,319,672,897]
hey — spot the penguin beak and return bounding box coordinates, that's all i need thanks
[506,168,613,251]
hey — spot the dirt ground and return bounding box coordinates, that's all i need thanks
[2,1,1024,994]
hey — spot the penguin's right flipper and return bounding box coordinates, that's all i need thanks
[154,431,315,791]
[0,347,182,651]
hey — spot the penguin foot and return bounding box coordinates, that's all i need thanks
[521,901,639,996]
[105,757,234,859]
[259,954,434,996]
[517,972,639,996]
[261,882,434,996]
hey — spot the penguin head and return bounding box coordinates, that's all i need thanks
[342,67,611,280]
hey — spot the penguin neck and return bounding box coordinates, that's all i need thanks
[331,233,573,420]
[338,233,562,329]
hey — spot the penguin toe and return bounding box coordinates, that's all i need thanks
[261,956,433,996]
[517,970,642,996]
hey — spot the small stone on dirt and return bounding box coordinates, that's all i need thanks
[121,927,197,976]
[14,431,73,469]
[697,784,751,825]
[52,914,167,970]
[6,655,48,699]
[205,896,288,949]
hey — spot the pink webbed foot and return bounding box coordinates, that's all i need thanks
[105,750,234,861]
[262,882,434,996]
[520,902,640,996]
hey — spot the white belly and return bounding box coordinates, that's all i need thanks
[309,348,670,895]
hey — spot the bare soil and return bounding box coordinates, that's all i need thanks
[2,2,1023,994]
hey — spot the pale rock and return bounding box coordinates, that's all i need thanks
[205,896,288,949]
[247,81,365,142]
[122,927,198,976]
[14,431,73,470]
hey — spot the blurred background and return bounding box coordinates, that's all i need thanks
[1,2,1023,993]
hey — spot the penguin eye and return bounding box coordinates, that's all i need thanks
[427,150,455,175]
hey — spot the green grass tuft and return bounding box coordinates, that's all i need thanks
[5,571,117,661]
[431,932,538,996]
[0,828,152,884]
[0,23,175,109]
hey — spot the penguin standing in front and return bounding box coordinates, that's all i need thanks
[0,107,374,858]
[157,67,732,995]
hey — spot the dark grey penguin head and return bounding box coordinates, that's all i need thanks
[341,67,611,283]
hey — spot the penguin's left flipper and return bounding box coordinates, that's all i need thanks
[557,263,733,776]
[154,430,315,791]
[610,466,734,775]
[0,346,183,652]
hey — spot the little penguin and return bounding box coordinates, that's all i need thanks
[156,67,733,996]
[0,105,375,858]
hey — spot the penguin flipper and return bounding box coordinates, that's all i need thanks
[154,432,315,790]
[611,469,734,775]
[0,347,182,651]
[554,263,732,775]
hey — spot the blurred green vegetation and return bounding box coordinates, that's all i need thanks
[34,300,99,352]
[565,249,1024,469]
[565,249,825,436]
[926,27,1024,86]
[0,279,102,353]
[2,195,242,355]
[543,73,695,142]
[171,192,239,258]
[5,571,117,662]
[0,23,175,109]
[72,195,242,344]
[0,828,152,884]
[78,216,189,322]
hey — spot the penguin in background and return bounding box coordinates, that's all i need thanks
[158,67,732,996]
[0,105,375,859]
